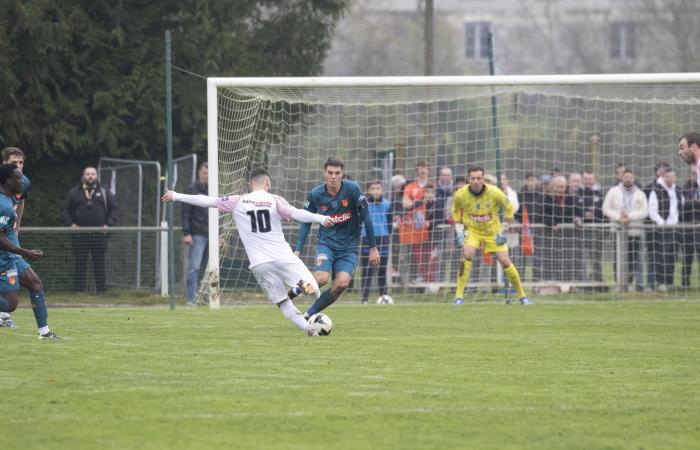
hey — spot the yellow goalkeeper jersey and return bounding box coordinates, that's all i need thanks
[451,184,514,236]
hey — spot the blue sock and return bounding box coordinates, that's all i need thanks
[306,289,335,316]
[0,296,10,312]
[30,290,48,329]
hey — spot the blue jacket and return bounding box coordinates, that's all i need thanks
[361,197,391,238]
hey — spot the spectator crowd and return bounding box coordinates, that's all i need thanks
[361,159,700,296]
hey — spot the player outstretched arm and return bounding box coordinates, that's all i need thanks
[275,196,333,227]
[161,188,218,208]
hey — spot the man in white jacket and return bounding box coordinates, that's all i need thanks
[648,169,683,291]
[603,170,648,291]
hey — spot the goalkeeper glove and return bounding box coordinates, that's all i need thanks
[455,223,466,247]
[495,232,507,246]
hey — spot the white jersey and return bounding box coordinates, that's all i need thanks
[217,190,312,268]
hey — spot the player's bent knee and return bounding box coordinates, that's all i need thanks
[314,272,330,287]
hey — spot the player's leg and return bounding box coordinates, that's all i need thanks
[359,250,372,304]
[0,265,21,322]
[454,241,477,304]
[18,262,60,338]
[305,249,355,317]
[0,290,19,325]
[493,250,529,304]
[0,267,20,326]
[252,262,316,336]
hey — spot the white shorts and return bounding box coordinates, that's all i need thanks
[251,258,320,304]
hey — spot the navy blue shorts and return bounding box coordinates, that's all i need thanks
[314,243,357,277]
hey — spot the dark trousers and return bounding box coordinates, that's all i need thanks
[613,236,643,287]
[72,233,108,294]
[653,229,676,286]
[360,236,389,301]
[360,253,388,301]
[583,228,604,282]
[645,230,656,288]
[681,230,700,287]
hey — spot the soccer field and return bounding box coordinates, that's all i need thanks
[4,301,700,450]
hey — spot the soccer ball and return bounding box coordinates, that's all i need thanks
[376,294,394,305]
[308,313,333,336]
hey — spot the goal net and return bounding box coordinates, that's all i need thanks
[202,74,700,306]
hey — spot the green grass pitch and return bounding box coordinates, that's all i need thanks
[3,300,700,449]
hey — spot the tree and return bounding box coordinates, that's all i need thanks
[0,0,347,225]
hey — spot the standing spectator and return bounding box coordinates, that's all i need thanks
[648,169,682,291]
[445,175,466,222]
[182,162,209,305]
[580,171,605,285]
[445,175,466,283]
[568,172,583,196]
[603,170,648,291]
[541,176,582,281]
[399,161,430,284]
[360,180,392,304]
[436,166,453,203]
[515,173,543,283]
[680,175,700,288]
[422,182,444,283]
[388,173,406,282]
[643,162,671,291]
[62,166,118,294]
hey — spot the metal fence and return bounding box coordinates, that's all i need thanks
[19,227,184,295]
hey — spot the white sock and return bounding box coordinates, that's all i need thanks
[38,326,49,335]
[0,312,10,319]
[278,299,310,332]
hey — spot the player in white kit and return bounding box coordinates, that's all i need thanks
[161,168,334,336]
[678,132,700,227]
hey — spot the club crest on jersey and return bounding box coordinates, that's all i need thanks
[476,203,481,210]
[341,199,348,207]
[331,200,338,208]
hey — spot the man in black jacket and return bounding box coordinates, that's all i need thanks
[642,162,671,291]
[680,176,700,288]
[62,166,118,294]
[578,171,605,285]
[541,175,582,281]
[648,169,682,291]
[182,162,209,305]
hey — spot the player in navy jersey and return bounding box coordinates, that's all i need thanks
[292,156,380,318]
[0,147,31,327]
[0,164,60,338]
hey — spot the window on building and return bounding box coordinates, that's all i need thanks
[610,22,636,59]
[465,22,491,60]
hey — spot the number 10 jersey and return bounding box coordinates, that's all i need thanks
[217,190,305,269]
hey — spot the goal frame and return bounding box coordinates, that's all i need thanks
[205,73,700,308]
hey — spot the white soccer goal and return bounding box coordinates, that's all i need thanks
[202,74,700,307]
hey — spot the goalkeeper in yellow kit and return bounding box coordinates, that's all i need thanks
[452,166,531,305]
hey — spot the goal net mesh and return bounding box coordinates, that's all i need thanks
[204,80,700,304]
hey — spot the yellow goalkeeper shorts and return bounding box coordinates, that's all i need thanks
[465,231,508,254]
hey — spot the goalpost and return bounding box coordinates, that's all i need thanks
[203,74,700,307]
